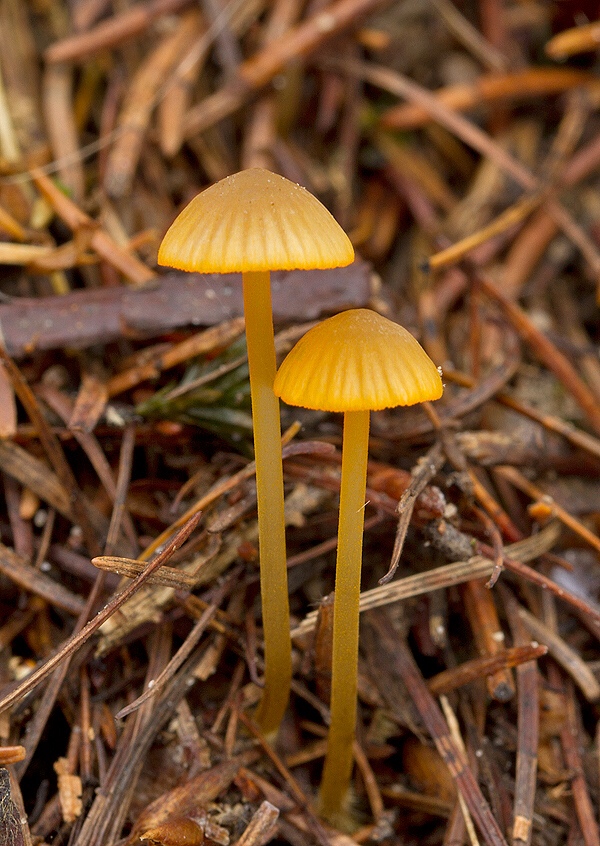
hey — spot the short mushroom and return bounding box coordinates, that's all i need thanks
[273,308,443,823]
[158,169,354,737]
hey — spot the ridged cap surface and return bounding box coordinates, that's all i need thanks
[274,309,443,412]
[158,168,354,273]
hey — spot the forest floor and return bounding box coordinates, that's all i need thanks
[1,2,600,845]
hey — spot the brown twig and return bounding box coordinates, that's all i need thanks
[365,609,509,846]
[0,263,369,358]
[560,681,600,846]
[44,0,194,63]
[30,168,156,286]
[501,587,541,846]
[235,801,280,846]
[546,20,600,60]
[427,643,547,697]
[460,578,515,702]
[378,68,600,131]
[380,441,446,584]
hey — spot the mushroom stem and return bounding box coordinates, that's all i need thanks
[242,270,291,737]
[319,408,370,823]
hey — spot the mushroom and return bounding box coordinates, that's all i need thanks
[158,168,354,737]
[273,308,443,823]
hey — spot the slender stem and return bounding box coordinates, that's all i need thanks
[319,409,370,824]
[242,270,291,737]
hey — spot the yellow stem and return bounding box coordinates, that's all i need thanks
[242,270,291,737]
[319,408,370,824]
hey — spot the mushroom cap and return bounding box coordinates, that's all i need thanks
[274,309,443,412]
[158,168,354,273]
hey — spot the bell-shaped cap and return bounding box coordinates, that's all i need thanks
[274,309,443,412]
[158,168,354,273]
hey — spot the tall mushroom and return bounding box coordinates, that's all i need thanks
[274,308,443,823]
[158,169,354,737]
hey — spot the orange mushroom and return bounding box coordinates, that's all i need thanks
[274,308,443,823]
[158,169,354,737]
